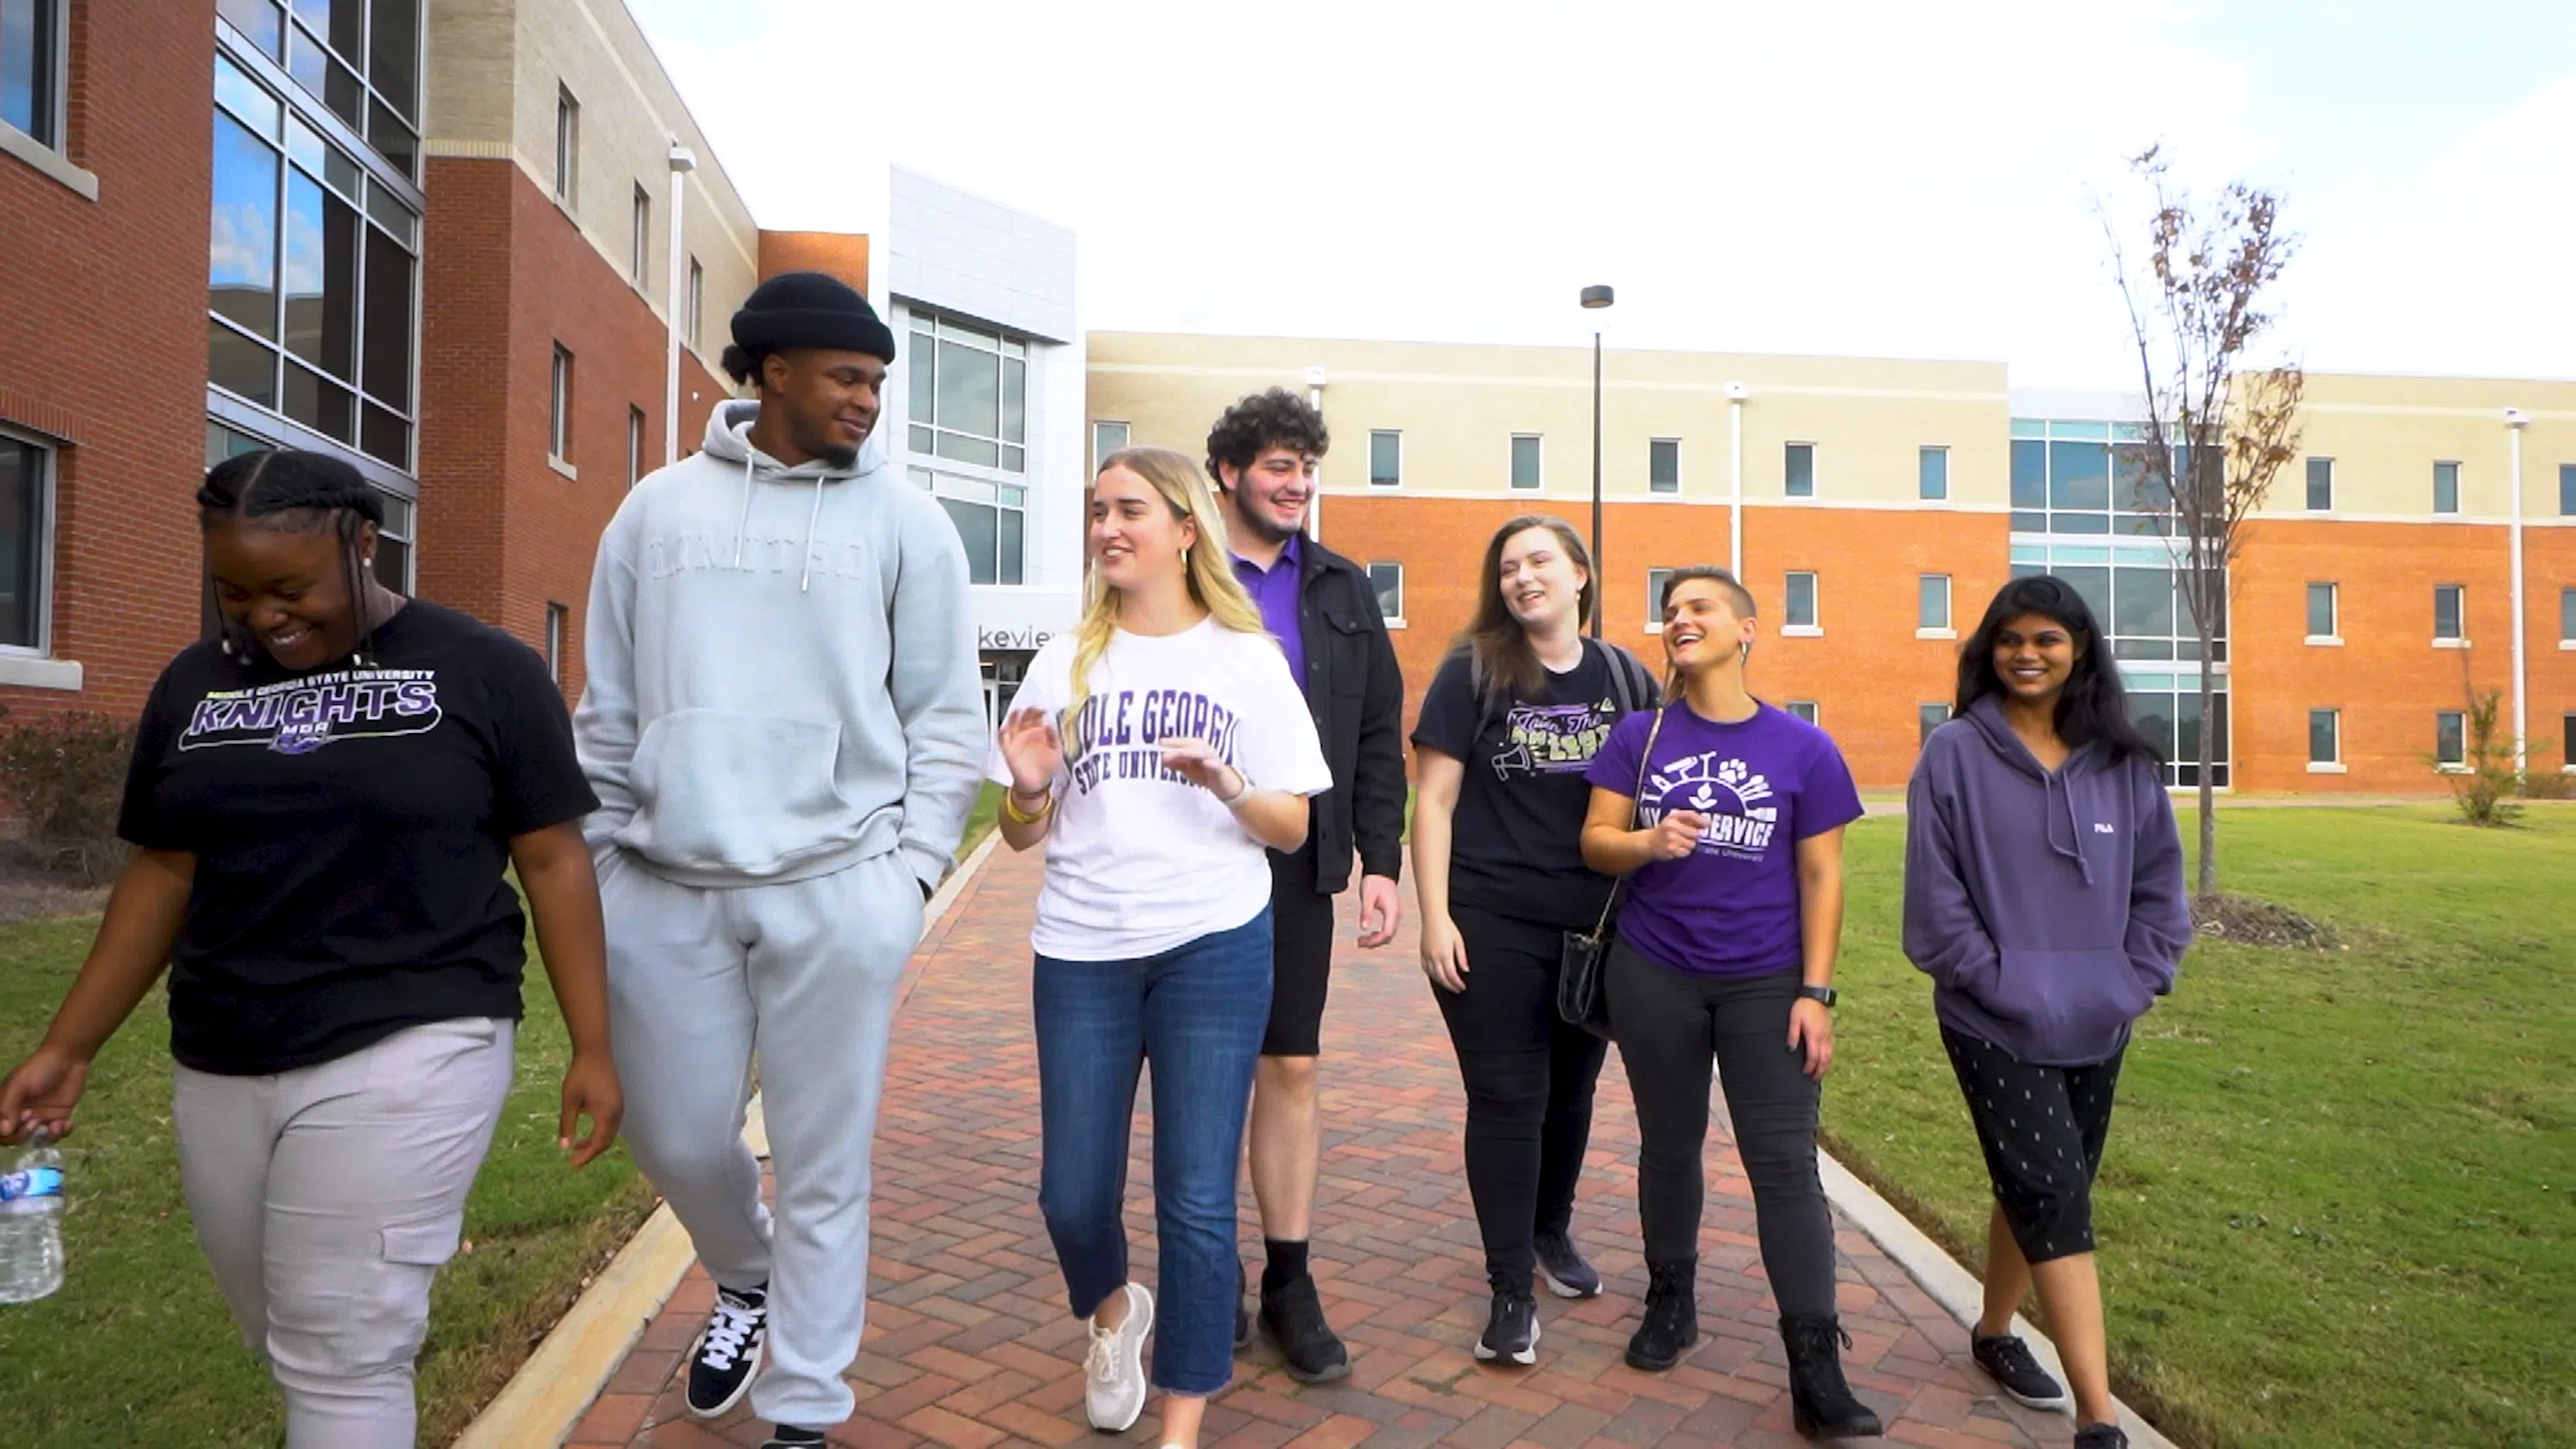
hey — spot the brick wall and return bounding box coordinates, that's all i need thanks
[0,3,216,721]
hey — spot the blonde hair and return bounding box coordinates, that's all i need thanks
[1065,446,1273,755]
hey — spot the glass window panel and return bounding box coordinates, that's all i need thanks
[939,476,997,504]
[283,360,354,441]
[2562,464,2576,516]
[938,496,999,585]
[286,22,329,103]
[2052,565,2111,632]
[205,420,270,467]
[2563,712,2574,768]
[2177,689,2206,768]
[2305,457,2333,510]
[1787,701,1819,724]
[365,179,415,246]
[2112,512,2171,537]
[2113,637,2175,661]
[284,113,326,179]
[2129,690,2177,762]
[2010,510,2047,534]
[282,169,358,379]
[368,0,420,119]
[2010,419,2047,439]
[2055,421,2112,440]
[1918,446,1947,500]
[2010,560,2045,580]
[322,52,362,127]
[215,55,281,137]
[218,0,283,58]
[998,484,1026,506]
[1651,438,1680,492]
[2433,461,2459,515]
[0,436,39,648]
[936,431,1000,469]
[1000,357,1024,445]
[2308,710,2338,764]
[1091,421,1127,469]
[1510,435,1541,488]
[908,348,936,433]
[2561,585,2575,642]
[1368,563,1403,621]
[1372,431,1403,487]
[2112,566,2176,640]
[1785,572,1818,627]
[2010,440,2046,507]
[934,338,999,438]
[2436,712,2465,766]
[361,401,406,467]
[368,98,417,180]
[211,113,282,336]
[2306,584,2335,638]
[1000,445,1024,474]
[1917,703,1949,745]
[361,223,412,409]
[292,0,356,56]
[908,423,934,455]
[1648,568,1673,623]
[2434,585,2464,640]
[2049,440,2110,511]
[1784,442,1814,497]
[2050,511,2111,535]
[1918,575,1949,630]
[2111,442,2166,512]
[998,506,1024,586]
[210,320,278,407]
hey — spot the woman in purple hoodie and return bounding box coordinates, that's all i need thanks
[1903,575,2191,1449]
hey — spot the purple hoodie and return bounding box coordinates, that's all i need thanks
[1902,696,2192,1067]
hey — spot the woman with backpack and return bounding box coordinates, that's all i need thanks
[1904,575,2190,1449]
[1409,515,1656,1367]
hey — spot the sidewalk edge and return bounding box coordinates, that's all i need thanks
[1816,1147,2178,1449]
[450,830,1003,1449]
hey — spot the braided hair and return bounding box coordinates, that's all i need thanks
[199,448,392,668]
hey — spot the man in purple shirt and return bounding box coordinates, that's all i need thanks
[1206,388,1406,1384]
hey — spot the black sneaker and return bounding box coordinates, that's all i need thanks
[760,1428,823,1449]
[684,1282,769,1418]
[1234,1259,1252,1351]
[1973,1331,2070,1410]
[1258,1272,1351,1383]
[2073,1425,2129,1449]
[1473,1287,1540,1365]
[1533,1230,1603,1299]
[1624,1258,1698,1372]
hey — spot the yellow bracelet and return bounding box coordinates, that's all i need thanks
[1002,787,1054,825]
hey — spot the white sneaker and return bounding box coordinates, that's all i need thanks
[1083,1282,1154,1432]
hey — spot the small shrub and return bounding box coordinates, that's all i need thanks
[2518,762,2573,801]
[2435,686,2522,828]
[0,706,137,883]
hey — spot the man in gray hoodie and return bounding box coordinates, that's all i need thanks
[574,272,984,1449]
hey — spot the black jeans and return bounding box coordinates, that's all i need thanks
[1607,940,1837,1319]
[1432,906,1609,1290]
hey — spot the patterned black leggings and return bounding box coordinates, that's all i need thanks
[1940,1026,2123,1264]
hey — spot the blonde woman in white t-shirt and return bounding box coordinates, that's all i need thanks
[988,446,1331,1449]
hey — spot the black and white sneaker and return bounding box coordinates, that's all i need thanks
[759,1428,824,1449]
[1533,1230,1603,1299]
[2073,1424,2129,1449]
[685,1282,769,1418]
[1473,1288,1540,1366]
[1972,1331,2070,1410]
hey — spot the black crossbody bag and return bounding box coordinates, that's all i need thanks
[1555,701,1667,1041]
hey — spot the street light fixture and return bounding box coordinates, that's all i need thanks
[1581,285,1613,637]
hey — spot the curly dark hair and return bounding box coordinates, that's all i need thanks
[1205,386,1329,486]
[720,343,769,390]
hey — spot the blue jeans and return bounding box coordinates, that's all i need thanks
[1033,907,1273,1397]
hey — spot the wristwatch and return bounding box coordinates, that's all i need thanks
[1797,985,1838,1008]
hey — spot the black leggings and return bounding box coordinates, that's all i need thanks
[1941,1026,2123,1264]
[1432,907,1609,1290]
[1607,940,1836,1319]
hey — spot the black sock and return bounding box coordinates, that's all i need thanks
[1262,1237,1310,1294]
[769,1428,823,1446]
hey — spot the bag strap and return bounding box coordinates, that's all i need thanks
[1582,703,1668,940]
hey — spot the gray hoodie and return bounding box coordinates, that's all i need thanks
[573,400,985,893]
[1902,696,2193,1066]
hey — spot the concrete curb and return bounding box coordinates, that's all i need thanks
[1817,1147,2178,1449]
[452,831,1003,1449]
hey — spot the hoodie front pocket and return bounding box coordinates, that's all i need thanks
[1986,947,2153,1055]
[627,710,853,872]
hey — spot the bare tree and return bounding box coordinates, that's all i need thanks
[2105,144,2302,902]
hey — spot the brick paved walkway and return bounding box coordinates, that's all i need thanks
[567,845,2068,1448]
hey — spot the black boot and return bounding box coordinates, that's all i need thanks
[1782,1314,1884,1439]
[1624,1258,1699,1371]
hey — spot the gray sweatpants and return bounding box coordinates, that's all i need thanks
[600,848,922,1428]
[173,1016,516,1449]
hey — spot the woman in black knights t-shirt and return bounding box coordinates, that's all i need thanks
[0,450,620,1447]
[1407,514,1657,1367]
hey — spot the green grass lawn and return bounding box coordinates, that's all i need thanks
[1823,806,2574,1449]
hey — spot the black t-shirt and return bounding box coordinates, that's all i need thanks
[1410,640,1656,930]
[118,600,598,1076]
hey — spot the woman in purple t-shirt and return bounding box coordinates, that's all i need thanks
[1581,567,1879,1439]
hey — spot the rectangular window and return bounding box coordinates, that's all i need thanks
[2565,712,2575,773]
[2435,710,2466,768]
[2306,582,2337,640]
[371,488,413,593]
[544,602,567,683]
[905,311,1029,473]
[549,344,573,463]
[1091,420,1128,470]
[1786,700,1820,725]
[685,256,703,350]
[1367,561,1404,623]
[1649,438,1680,494]
[1510,433,1542,490]
[1918,574,1952,632]
[630,183,650,282]
[1785,442,1815,498]
[1785,570,1819,629]
[2305,456,2333,511]
[2562,463,2575,517]
[1918,702,1950,746]
[2433,584,2464,642]
[627,404,646,488]
[910,466,1026,586]
[553,86,578,202]
[1647,567,1674,626]
[2,0,63,148]
[1919,446,1949,500]
[2433,460,2459,515]
[1370,430,1402,488]
[2308,709,2340,766]
[2561,585,2574,644]
[0,430,52,650]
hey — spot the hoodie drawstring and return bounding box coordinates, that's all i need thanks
[2043,771,2095,885]
[800,475,824,592]
[732,452,756,570]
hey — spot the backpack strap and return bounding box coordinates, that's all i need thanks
[1594,639,1655,716]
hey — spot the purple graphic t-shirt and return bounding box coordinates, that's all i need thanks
[1585,700,1864,977]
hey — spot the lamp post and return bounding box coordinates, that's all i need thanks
[1580,284,1613,637]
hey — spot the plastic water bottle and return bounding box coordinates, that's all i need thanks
[0,1132,66,1305]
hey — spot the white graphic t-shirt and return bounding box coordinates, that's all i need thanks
[986,617,1333,961]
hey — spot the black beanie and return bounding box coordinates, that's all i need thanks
[730,270,896,362]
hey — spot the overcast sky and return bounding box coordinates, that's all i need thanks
[626,0,2575,389]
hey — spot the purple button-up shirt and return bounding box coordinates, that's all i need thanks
[1232,533,1307,691]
